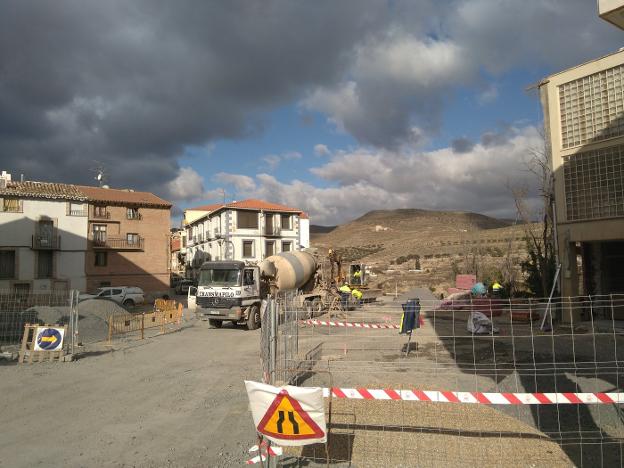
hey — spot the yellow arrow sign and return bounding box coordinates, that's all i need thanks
[40,335,57,343]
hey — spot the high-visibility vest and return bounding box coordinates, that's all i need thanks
[492,282,502,291]
[339,285,351,293]
[351,289,363,300]
[353,270,361,278]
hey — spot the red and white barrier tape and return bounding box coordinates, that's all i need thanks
[322,388,624,405]
[302,319,400,329]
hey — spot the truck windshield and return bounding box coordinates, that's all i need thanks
[198,269,241,287]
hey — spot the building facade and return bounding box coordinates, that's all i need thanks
[0,173,89,292]
[540,50,624,314]
[0,172,172,295]
[78,186,172,295]
[183,199,310,279]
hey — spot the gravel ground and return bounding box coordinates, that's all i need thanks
[0,316,261,468]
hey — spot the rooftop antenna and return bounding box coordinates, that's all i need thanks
[90,161,107,187]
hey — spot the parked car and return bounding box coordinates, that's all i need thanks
[175,279,196,295]
[78,286,145,307]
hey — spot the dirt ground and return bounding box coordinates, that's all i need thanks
[0,317,261,468]
[1,299,622,467]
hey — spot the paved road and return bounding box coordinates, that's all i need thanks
[0,318,261,467]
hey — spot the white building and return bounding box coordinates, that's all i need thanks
[599,0,624,30]
[0,172,89,292]
[183,199,310,278]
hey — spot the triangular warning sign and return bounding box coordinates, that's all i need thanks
[256,389,325,440]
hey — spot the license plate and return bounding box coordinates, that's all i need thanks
[208,310,222,315]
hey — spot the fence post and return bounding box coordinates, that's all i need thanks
[107,316,113,344]
[141,313,145,340]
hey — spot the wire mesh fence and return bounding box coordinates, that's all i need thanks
[0,289,79,357]
[262,294,624,467]
[1,291,187,361]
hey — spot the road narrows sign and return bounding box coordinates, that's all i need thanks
[244,381,327,446]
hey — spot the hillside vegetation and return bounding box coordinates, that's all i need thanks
[311,208,539,295]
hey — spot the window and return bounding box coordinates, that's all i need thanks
[37,251,53,278]
[95,252,107,267]
[281,214,291,230]
[68,202,86,216]
[13,283,30,296]
[127,233,139,245]
[37,220,54,247]
[1,198,21,213]
[94,205,109,219]
[238,210,258,229]
[282,241,292,252]
[127,207,141,220]
[243,269,254,286]
[265,241,275,258]
[0,250,15,279]
[243,240,254,258]
[93,224,107,244]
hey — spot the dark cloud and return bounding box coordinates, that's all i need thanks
[0,0,621,198]
[0,0,386,195]
[451,137,475,153]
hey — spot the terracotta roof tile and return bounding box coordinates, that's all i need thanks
[186,203,223,212]
[0,181,87,201]
[187,198,303,214]
[77,185,172,207]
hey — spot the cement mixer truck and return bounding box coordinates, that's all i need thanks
[194,250,336,330]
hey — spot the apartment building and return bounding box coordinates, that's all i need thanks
[0,172,89,292]
[183,199,310,278]
[540,49,624,314]
[170,228,185,277]
[79,185,172,295]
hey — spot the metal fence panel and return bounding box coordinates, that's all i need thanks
[0,289,78,356]
[263,294,624,467]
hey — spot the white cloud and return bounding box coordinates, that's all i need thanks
[166,167,205,201]
[214,172,257,192]
[261,151,302,169]
[302,34,478,148]
[223,125,544,225]
[314,144,331,157]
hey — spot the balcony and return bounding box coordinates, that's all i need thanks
[92,236,144,251]
[263,225,282,237]
[187,237,195,247]
[32,235,61,250]
[92,211,110,220]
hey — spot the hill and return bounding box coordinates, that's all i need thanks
[310,208,537,295]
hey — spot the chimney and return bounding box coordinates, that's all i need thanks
[0,171,11,189]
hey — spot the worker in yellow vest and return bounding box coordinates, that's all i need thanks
[339,282,351,309]
[492,281,503,298]
[351,288,363,306]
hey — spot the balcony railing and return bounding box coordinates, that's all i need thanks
[92,211,110,219]
[92,236,144,251]
[69,209,88,217]
[32,235,61,250]
[127,212,142,220]
[263,225,282,237]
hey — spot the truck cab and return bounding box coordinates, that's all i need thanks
[195,261,263,330]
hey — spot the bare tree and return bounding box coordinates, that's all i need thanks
[511,134,557,296]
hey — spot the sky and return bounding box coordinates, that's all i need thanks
[0,1,622,226]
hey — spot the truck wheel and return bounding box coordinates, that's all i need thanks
[208,319,222,328]
[247,305,261,330]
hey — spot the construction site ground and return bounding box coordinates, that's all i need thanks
[0,299,622,467]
